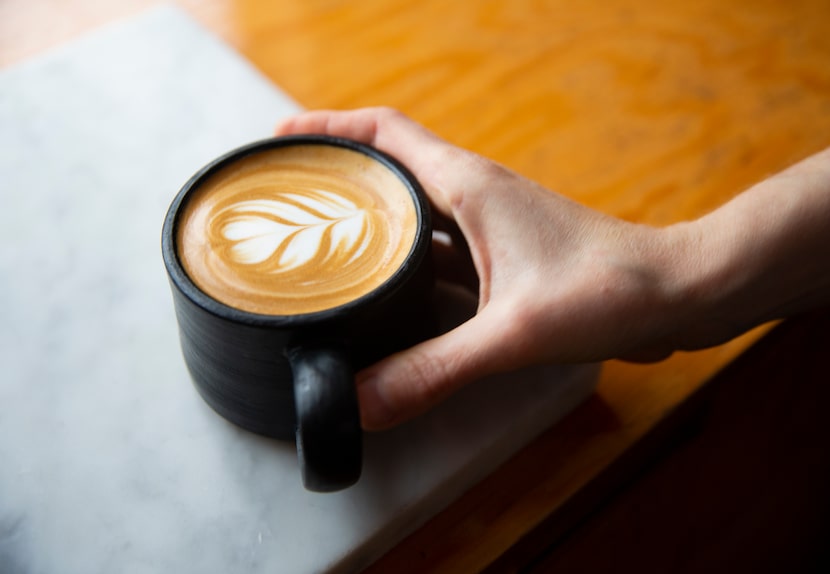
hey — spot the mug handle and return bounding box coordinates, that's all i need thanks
[288,347,362,492]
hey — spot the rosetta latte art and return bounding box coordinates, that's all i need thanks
[176,146,417,315]
[219,190,375,272]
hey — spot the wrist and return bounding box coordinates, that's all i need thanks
[656,220,750,351]
[666,153,830,352]
[658,202,792,352]
[619,216,763,357]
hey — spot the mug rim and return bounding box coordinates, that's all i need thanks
[161,134,432,328]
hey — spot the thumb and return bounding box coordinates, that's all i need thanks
[356,305,518,430]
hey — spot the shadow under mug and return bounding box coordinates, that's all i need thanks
[161,136,434,492]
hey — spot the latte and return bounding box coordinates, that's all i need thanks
[176,144,418,315]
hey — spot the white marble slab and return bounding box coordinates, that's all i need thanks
[0,5,599,573]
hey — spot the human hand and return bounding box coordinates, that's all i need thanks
[275,107,695,429]
[277,108,830,430]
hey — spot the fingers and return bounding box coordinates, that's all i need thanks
[277,108,520,429]
[275,108,440,177]
[275,108,388,147]
[275,107,477,218]
[355,303,519,430]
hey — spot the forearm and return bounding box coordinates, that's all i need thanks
[668,146,830,349]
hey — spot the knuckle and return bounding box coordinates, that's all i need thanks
[442,150,513,212]
[372,106,406,124]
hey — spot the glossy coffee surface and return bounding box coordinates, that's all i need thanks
[176,144,417,315]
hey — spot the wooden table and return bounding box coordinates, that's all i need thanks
[5,1,829,571]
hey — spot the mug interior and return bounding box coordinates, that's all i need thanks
[161,135,432,327]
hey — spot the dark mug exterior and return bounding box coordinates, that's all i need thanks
[161,136,434,492]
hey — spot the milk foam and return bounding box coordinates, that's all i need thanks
[220,192,370,271]
[176,145,418,315]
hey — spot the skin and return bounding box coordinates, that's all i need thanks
[275,107,830,431]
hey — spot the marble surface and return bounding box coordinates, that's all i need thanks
[0,6,599,573]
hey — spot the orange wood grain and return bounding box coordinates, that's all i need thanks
[4,1,829,571]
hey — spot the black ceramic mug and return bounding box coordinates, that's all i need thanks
[161,136,434,492]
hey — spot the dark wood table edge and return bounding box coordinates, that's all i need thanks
[483,309,830,573]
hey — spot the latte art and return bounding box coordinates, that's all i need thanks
[219,190,375,271]
[176,145,418,315]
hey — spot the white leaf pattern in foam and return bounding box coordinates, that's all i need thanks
[218,192,370,271]
[331,214,371,264]
[283,190,356,218]
[222,218,289,264]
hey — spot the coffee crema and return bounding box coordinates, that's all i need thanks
[176,145,418,315]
